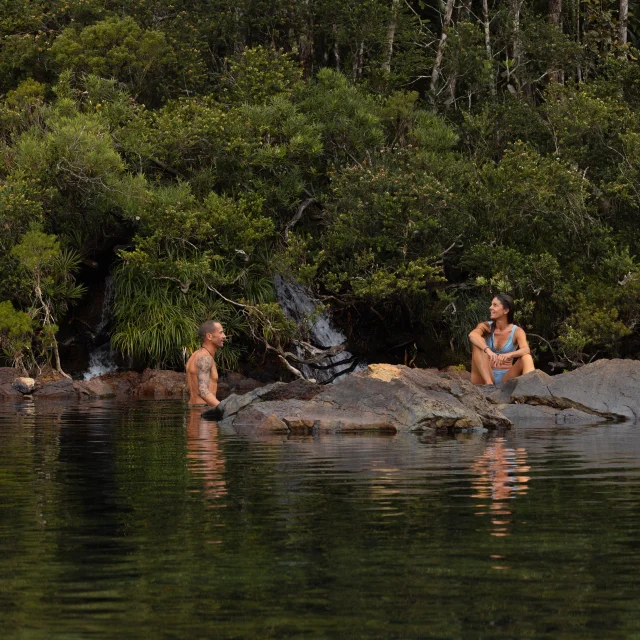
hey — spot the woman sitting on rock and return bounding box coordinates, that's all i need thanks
[468,294,535,385]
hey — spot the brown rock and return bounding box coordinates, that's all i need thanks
[137,369,187,398]
[97,371,140,396]
[0,368,20,385]
[256,413,289,433]
[0,383,22,398]
[74,378,116,398]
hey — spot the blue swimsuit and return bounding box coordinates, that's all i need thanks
[486,323,518,385]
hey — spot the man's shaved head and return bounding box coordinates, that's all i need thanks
[198,320,221,342]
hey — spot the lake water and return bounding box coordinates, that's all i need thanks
[1,400,639,639]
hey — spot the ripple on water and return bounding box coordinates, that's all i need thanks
[0,401,639,638]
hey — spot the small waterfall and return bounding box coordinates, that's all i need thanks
[274,275,360,383]
[83,276,117,380]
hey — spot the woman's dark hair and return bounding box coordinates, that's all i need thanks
[494,294,515,324]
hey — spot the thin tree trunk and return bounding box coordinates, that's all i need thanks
[508,0,524,89]
[576,0,582,81]
[618,0,629,44]
[430,0,456,94]
[445,0,473,104]
[353,40,364,79]
[34,279,70,379]
[382,0,401,74]
[548,0,564,83]
[299,0,314,75]
[333,24,340,70]
[482,0,496,95]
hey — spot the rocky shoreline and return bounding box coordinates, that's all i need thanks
[0,367,267,401]
[1,359,638,433]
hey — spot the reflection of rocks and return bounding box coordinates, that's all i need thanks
[215,364,510,435]
[488,360,640,423]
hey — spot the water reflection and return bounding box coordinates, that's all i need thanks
[470,437,530,538]
[186,409,227,503]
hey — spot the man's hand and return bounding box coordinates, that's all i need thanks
[203,404,225,422]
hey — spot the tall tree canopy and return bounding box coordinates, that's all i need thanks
[1,0,640,373]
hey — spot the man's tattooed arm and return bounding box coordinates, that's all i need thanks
[196,355,218,406]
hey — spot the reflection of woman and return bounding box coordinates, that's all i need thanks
[468,294,535,385]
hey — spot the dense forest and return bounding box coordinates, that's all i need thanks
[1,0,640,377]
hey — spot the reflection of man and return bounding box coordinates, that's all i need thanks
[187,408,227,502]
[186,321,226,410]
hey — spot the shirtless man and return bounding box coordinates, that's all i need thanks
[186,320,226,416]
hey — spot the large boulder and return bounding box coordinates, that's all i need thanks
[504,360,640,421]
[212,364,510,435]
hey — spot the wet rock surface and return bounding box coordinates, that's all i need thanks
[213,364,510,435]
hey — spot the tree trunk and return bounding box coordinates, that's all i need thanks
[508,0,524,89]
[299,0,314,76]
[618,0,629,44]
[35,280,70,380]
[333,24,340,70]
[430,0,456,94]
[353,40,364,79]
[382,0,401,74]
[482,0,496,95]
[548,0,564,83]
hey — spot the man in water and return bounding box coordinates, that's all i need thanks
[186,321,226,416]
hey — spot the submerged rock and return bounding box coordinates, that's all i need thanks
[212,364,510,435]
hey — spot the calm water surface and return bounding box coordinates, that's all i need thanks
[1,400,639,639]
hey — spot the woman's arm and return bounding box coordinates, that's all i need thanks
[468,322,502,367]
[496,327,531,366]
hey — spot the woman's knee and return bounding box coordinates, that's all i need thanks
[521,353,535,371]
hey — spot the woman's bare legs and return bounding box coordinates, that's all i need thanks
[501,354,535,383]
[470,345,494,385]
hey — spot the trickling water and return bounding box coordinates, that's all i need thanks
[83,276,117,380]
[274,275,361,383]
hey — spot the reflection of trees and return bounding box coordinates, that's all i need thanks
[470,437,530,538]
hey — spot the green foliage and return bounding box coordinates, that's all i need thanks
[225,46,303,105]
[1,2,640,373]
[0,300,33,370]
[50,16,176,102]
[11,228,85,367]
